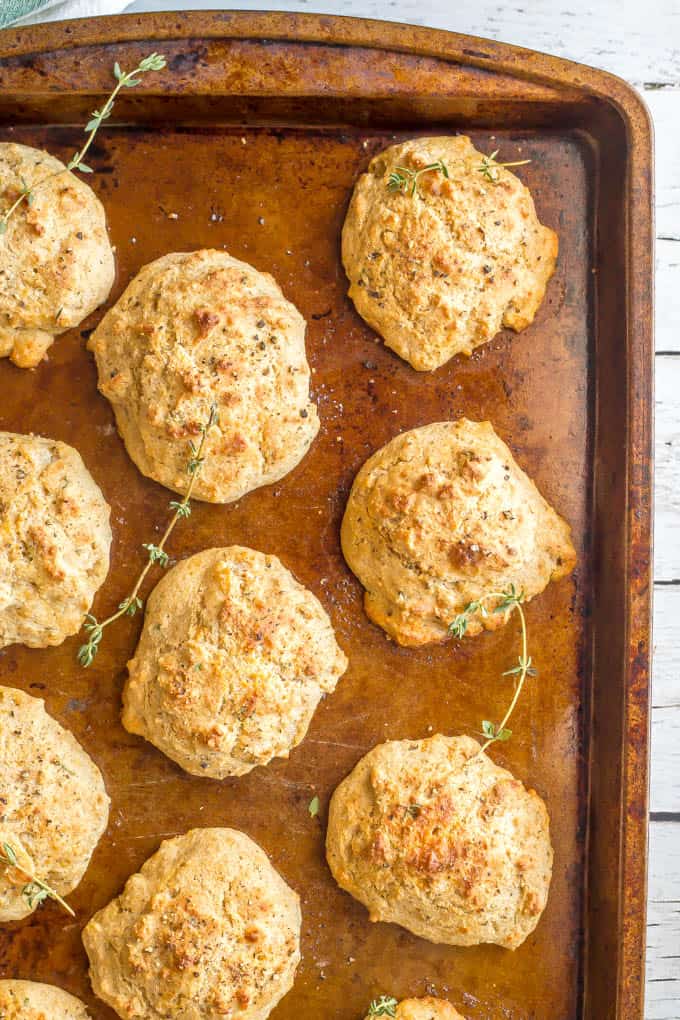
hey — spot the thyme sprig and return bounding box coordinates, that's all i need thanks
[367,997,398,1017]
[0,841,75,917]
[77,403,219,667]
[477,149,531,183]
[449,584,535,754]
[385,149,531,199]
[0,53,166,235]
[387,160,449,198]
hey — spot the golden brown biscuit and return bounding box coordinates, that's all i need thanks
[122,546,348,778]
[0,685,110,921]
[342,136,557,371]
[0,431,112,649]
[88,249,319,502]
[327,734,553,949]
[341,419,575,646]
[0,980,91,1019]
[83,827,301,1020]
[0,143,114,368]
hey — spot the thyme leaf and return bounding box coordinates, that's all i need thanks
[386,159,449,198]
[169,499,192,518]
[367,997,399,1017]
[142,543,170,568]
[23,882,50,909]
[1,842,17,867]
[119,596,144,617]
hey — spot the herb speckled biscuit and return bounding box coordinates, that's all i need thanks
[0,685,110,922]
[0,143,114,368]
[0,432,112,649]
[122,546,348,778]
[342,135,557,371]
[366,999,464,1020]
[83,827,301,1020]
[327,734,553,949]
[0,980,92,1019]
[88,249,319,503]
[341,419,575,646]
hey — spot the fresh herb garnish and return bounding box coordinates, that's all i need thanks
[169,499,192,518]
[449,584,535,754]
[142,543,170,568]
[308,795,320,818]
[477,149,531,184]
[0,841,75,917]
[387,160,449,198]
[0,53,166,235]
[385,148,531,199]
[367,996,399,1017]
[77,403,219,667]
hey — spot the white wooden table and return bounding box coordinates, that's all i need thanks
[118,3,677,1016]
[27,0,678,1013]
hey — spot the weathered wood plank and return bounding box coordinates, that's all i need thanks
[651,704,680,815]
[652,586,680,712]
[656,245,680,356]
[651,587,680,815]
[649,91,680,356]
[655,359,680,581]
[647,820,680,1019]
[652,91,680,240]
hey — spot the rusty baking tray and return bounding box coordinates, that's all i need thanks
[0,12,653,1020]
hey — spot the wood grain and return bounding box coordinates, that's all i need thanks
[648,823,680,1020]
[655,360,680,580]
[651,588,680,813]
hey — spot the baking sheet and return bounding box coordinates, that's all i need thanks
[0,14,653,1019]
